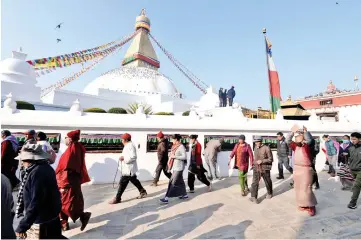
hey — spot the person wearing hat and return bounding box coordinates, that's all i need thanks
[229,135,254,196]
[227,86,236,107]
[109,133,147,204]
[160,134,188,204]
[1,130,20,189]
[188,134,211,193]
[56,130,91,231]
[250,136,273,204]
[286,125,318,216]
[19,130,37,181]
[151,131,172,186]
[15,144,63,239]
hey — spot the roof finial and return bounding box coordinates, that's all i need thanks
[140,8,146,16]
[262,28,267,34]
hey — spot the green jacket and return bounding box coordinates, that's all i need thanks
[348,144,361,171]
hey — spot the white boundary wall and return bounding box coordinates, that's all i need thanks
[2,110,360,184]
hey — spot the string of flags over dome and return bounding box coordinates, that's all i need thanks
[29,8,209,97]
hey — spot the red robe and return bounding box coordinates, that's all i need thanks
[56,142,90,222]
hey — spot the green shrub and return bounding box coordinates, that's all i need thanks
[108,108,127,114]
[182,111,190,116]
[16,101,35,110]
[84,108,106,113]
[154,112,174,116]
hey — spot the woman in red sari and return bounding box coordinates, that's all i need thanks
[56,130,91,231]
[286,125,317,216]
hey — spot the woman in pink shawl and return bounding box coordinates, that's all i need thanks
[286,125,317,216]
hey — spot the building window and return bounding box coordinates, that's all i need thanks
[80,134,124,153]
[319,99,333,105]
[147,134,190,152]
[204,135,239,152]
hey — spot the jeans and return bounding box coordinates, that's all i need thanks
[153,162,172,183]
[251,170,273,199]
[238,171,249,191]
[204,155,219,180]
[277,156,293,177]
[187,171,210,191]
[350,171,361,205]
[116,175,146,201]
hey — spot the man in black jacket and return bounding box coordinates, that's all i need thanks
[347,132,361,209]
[15,144,63,239]
[218,88,224,107]
[276,132,293,179]
[227,86,236,107]
[151,131,172,186]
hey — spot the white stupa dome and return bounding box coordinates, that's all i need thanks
[83,66,181,97]
[0,51,37,85]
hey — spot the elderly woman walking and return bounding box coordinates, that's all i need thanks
[160,134,188,204]
[286,125,317,216]
[228,135,254,196]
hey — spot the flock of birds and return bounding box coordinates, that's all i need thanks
[55,22,63,43]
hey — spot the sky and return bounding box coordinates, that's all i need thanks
[1,0,361,109]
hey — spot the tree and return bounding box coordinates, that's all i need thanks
[127,103,153,115]
[16,101,35,110]
[108,108,127,114]
[84,108,107,113]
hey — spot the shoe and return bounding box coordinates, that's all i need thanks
[276,176,284,180]
[80,212,91,231]
[244,188,249,196]
[208,182,212,192]
[179,195,189,200]
[136,191,147,199]
[159,198,169,204]
[347,202,357,209]
[189,189,195,193]
[307,207,316,216]
[61,222,70,231]
[290,182,294,188]
[313,185,320,190]
[108,198,121,204]
[249,197,259,204]
[151,182,158,187]
[266,194,273,199]
[330,173,336,177]
[298,207,307,212]
[241,190,246,196]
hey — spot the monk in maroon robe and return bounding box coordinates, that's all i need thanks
[56,130,91,231]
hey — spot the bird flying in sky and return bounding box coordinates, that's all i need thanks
[56,38,62,43]
[55,22,64,30]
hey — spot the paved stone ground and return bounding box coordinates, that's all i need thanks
[14,172,361,239]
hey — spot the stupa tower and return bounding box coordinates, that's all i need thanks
[121,9,160,70]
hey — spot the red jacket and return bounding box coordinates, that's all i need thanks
[191,142,203,166]
[229,143,254,171]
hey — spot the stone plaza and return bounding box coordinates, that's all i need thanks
[42,171,361,239]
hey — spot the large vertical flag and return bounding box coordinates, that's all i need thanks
[264,34,281,113]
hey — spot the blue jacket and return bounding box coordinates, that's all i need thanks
[227,88,236,98]
[16,163,61,233]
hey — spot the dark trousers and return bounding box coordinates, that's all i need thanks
[153,163,172,183]
[222,99,227,107]
[350,171,361,205]
[228,98,233,106]
[251,170,273,199]
[219,98,223,107]
[277,156,293,177]
[116,175,146,201]
[312,162,319,187]
[187,171,210,191]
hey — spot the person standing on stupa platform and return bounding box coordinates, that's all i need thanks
[218,87,224,107]
[203,138,224,181]
[222,89,227,107]
[286,125,318,216]
[1,130,20,189]
[227,86,236,107]
[151,131,172,186]
[160,134,188,204]
[347,132,361,209]
[109,133,147,204]
[276,132,293,180]
[187,135,212,193]
[56,130,91,231]
[228,135,254,196]
[250,136,273,204]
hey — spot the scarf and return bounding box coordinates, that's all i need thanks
[168,143,181,171]
[3,135,19,152]
[16,163,37,218]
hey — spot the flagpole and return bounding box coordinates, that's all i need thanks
[263,28,274,119]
